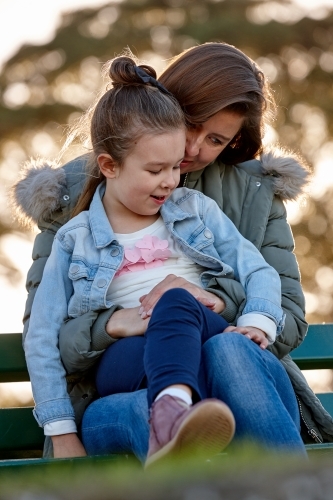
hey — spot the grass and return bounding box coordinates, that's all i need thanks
[0,447,333,499]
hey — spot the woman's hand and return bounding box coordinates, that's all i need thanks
[52,433,87,458]
[223,325,269,350]
[106,307,150,339]
[138,274,225,318]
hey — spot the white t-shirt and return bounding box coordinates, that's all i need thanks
[107,217,206,307]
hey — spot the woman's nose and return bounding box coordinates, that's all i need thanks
[185,131,201,157]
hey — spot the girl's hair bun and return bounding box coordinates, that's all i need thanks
[109,56,157,86]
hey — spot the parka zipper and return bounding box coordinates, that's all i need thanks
[296,394,323,443]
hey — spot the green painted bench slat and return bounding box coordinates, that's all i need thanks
[0,334,29,382]
[2,325,331,378]
[0,408,43,451]
[317,394,333,419]
[0,454,129,472]
[291,324,333,370]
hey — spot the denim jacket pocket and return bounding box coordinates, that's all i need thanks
[69,262,94,280]
[68,261,97,316]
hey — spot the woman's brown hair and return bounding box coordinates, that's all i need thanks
[71,55,185,217]
[159,42,275,164]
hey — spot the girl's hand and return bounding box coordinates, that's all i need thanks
[106,307,150,339]
[138,274,225,318]
[52,433,87,458]
[223,325,269,350]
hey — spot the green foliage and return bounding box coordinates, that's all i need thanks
[1,0,333,321]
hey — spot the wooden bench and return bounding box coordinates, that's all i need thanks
[0,324,332,468]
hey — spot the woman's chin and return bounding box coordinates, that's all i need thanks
[180,161,198,172]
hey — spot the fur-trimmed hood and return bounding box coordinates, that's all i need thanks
[11,147,311,228]
[259,147,310,201]
[11,158,67,228]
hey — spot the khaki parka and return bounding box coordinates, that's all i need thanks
[12,148,333,446]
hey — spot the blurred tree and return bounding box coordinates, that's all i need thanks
[1,0,333,322]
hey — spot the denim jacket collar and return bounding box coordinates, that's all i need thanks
[161,195,193,224]
[89,182,194,243]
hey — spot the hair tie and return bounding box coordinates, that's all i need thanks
[134,66,173,97]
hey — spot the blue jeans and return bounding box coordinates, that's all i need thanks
[82,324,306,462]
[95,289,229,406]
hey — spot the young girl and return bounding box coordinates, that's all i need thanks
[24,56,285,467]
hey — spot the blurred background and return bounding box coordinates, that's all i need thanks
[1,0,333,404]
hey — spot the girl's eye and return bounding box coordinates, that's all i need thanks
[149,170,161,175]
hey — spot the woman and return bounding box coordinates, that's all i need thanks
[13,43,333,460]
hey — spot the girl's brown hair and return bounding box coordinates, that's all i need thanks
[72,55,185,217]
[159,42,275,164]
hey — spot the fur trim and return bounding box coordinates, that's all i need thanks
[10,158,66,228]
[10,147,311,228]
[260,146,311,201]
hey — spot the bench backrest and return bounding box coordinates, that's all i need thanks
[0,324,332,455]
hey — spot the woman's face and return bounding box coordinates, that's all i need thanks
[180,109,244,174]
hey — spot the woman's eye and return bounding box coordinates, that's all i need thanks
[149,170,161,175]
[210,137,223,146]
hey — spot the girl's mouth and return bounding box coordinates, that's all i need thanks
[151,195,167,204]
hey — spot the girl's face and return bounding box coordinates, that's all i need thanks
[101,129,185,222]
[180,109,244,174]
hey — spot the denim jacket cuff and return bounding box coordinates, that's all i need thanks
[33,397,75,427]
[91,305,123,351]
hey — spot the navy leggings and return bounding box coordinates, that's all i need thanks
[95,288,229,407]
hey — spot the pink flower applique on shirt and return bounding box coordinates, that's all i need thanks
[115,235,171,277]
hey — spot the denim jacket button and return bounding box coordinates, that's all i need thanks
[256,181,261,187]
[71,265,80,274]
[111,248,120,257]
[204,230,212,239]
[97,279,107,288]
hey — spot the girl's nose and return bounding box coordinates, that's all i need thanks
[161,170,179,189]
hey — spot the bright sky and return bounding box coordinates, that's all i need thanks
[0,0,113,69]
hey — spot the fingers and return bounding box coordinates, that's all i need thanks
[223,326,248,334]
[139,275,205,317]
[222,326,268,350]
[223,326,240,333]
[259,338,269,349]
[139,274,178,315]
[195,296,217,309]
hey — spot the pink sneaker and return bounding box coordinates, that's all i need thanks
[145,395,235,468]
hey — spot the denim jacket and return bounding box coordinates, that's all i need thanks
[25,183,284,428]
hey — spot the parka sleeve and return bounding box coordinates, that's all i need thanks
[260,196,307,359]
[23,208,68,341]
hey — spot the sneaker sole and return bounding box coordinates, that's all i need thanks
[145,400,235,469]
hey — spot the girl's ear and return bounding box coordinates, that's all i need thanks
[97,154,119,178]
